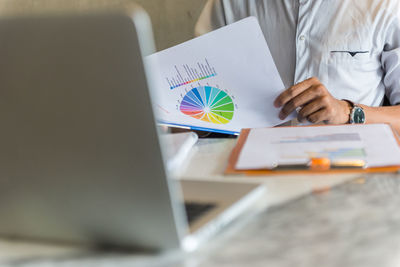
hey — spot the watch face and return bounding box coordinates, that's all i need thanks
[353,107,366,124]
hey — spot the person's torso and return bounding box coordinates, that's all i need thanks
[221,0,394,106]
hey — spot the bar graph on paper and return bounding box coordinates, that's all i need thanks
[166,58,217,90]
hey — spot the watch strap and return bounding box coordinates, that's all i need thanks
[342,99,355,124]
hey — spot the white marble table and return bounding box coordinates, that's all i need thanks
[0,138,389,267]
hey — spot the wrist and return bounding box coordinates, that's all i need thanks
[340,100,353,124]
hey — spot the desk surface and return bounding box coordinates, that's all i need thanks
[1,139,399,267]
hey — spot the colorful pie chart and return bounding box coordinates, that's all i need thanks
[179,86,234,124]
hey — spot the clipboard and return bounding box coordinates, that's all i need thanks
[226,125,400,176]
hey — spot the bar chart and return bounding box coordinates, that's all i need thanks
[166,58,217,90]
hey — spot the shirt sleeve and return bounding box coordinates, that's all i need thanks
[381,7,400,105]
[194,0,227,36]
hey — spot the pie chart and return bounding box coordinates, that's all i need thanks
[179,86,234,124]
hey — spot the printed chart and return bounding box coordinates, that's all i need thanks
[279,133,362,144]
[146,17,292,134]
[307,148,366,160]
[166,58,217,90]
[179,86,234,125]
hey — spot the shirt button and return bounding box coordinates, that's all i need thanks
[299,35,306,41]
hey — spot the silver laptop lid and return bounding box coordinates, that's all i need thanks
[0,7,187,250]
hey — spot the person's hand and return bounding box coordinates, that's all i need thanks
[274,77,352,124]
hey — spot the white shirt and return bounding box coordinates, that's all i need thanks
[195,0,400,107]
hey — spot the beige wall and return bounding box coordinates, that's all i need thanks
[0,0,207,51]
[135,0,207,50]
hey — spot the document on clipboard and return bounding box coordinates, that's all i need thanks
[226,124,400,175]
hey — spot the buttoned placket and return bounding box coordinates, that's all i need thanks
[294,0,311,85]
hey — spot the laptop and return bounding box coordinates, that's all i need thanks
[0,6,265,251]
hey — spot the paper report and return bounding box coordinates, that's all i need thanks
[236,124,400,170]
[146,17,294,135]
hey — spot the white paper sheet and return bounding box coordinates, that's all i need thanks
[146,17,294,135]
[236,124,400,170]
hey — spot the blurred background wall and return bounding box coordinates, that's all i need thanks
[0,0,207,51]
[135,0,207,50]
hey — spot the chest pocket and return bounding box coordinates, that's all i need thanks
[318,2,385,104]
[329,49,378,68]
[326,44,382,101]
[330,50,369,60]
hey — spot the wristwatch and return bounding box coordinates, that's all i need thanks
[344,100,366,124]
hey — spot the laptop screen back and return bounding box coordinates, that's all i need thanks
[0,9,185,250]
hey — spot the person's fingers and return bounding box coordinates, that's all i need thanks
[279,85,326,120]
[297,112,307,123]
[298,96,329,119]
[274,77,320,108]
[307,108,331,124]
